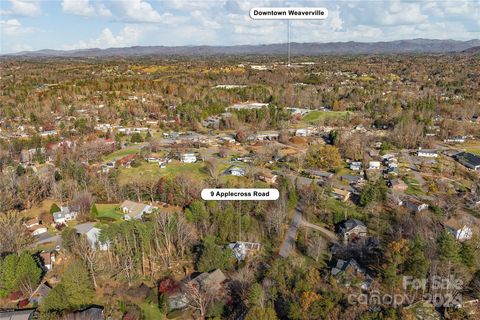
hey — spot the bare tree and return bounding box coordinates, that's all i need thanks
[306,235,328,263]
[0,211,32,255]
[73,236,101,288]
[72,191,94,220]
[183,282,216,320]
[204,158,220,187]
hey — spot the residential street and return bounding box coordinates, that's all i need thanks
[279,208,339,258]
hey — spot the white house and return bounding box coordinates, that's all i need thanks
[417,149,438,158]
[53,206,78,224]
[295,128,308,137]
[368,161,381,170]
[350,162,362,171]
[120,200,154,220]
[86,227,109,251]
[75,223,109,251]
[181,153,197,163]
[404,200,429,213]
[444,136,466,143]
[30,225,48,236]
[445,219,473,242]
[225,166,246,177]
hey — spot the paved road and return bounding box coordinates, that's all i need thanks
[301,219,339,243]
[279,208,339,258]
[279,209,303,258]
[33,234,62,247]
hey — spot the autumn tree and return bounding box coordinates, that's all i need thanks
[305,145,341,171]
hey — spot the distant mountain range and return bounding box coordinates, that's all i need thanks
[6,39,480,57]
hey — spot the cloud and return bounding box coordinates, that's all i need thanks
[165,0,225,10]
[63,26,146,50]
[1,0,42,17]
[61,0,111,17]
[380,2,428,26]
[110,0,183,24]
[0,18,37,35]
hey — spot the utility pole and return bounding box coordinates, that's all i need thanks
[287,19,291,67]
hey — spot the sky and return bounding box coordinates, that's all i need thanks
[0,0,479,54]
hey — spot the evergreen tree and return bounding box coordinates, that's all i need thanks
[62,261,95,309]
[197,236,233,272]
[16,251,42,293]
[90,204,99,219]
[245,306,278,320]
[130,132,143,143]
[50,203,61,214]
[185,200,208,224]
[460,243,476,268]
[437,230,460,263]
[0,252,41,297]
[404,236,430,279]
[0,254,18,297]
[39,284,68,318]
[248,283,265,307]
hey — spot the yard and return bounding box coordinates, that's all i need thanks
[118,161,207,185]
[95,203,123,220]
[22,199,56,219]
[140,302,164,320]
[103,147,140,162]
[466,148,480,155]
[302,110,350,123]
[403,175,425,196]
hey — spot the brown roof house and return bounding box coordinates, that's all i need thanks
[39,250,57,271]
[337,219,368,242]
[331,188,351,202]
[256,172,278,185]
[165,269,228,311]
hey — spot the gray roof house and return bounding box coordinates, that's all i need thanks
[29,282,52,304]
[225,166,246,177]
[331,259,372,290]
[455,152,480,171]
[53,206,78,224]
[0,309,35,320]
[120,200,154,220]
[74,223,109,251]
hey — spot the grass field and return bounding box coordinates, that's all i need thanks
[327,198,366,225]
[103,147,140,162]
[403,175,425,196]
[95,203,122,220]
[140,302,164,320]
[302,110,350,123]
[466,148,480,155]
[118,162,206,184]
[22,199,56,218]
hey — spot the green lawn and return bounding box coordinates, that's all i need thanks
[302,110,350,123]
[140,302,164,320]
[466,148,480,155]
[403,175,425,196]
[103,147,140,162]
[327,198,366,225]
[95,203,122,220]
[118,162,206,184]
